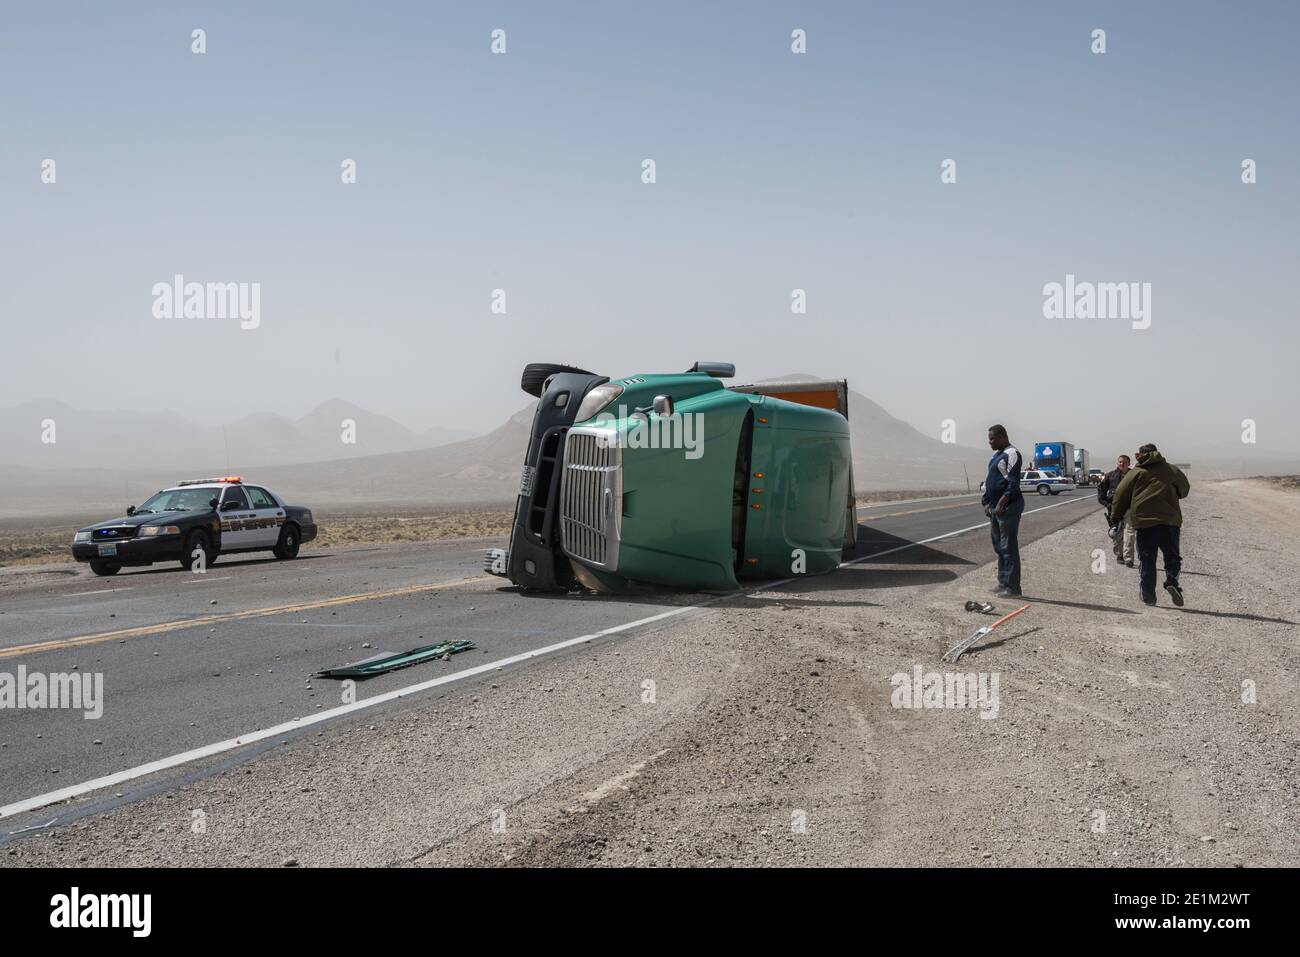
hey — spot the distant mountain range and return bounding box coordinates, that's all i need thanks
[0,382,997,514]
[0,398,476,471]
[1,384,1295,517]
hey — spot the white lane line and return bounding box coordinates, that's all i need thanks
[843,493,1097,566]
[184,576,233,584]
[0,493,1098,821]
[855,489,1093,515]
[66,588,133,597]
[0,603,710,820]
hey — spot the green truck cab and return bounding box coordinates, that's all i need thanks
[490,362,855,593]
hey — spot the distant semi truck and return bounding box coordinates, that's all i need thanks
[1033,441,1076,486]
[1073,447,1090,485]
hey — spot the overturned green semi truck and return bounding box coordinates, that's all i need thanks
[487,362,856,593]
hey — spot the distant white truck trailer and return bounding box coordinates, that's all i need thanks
[1073,447,1090,485]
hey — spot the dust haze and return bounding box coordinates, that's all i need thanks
[4,3,1298,502]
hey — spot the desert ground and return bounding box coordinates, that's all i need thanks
[4,478,1295,867]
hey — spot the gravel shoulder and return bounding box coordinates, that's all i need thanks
[5,481,1296,867]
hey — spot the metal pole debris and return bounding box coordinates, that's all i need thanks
[312,639,476,679]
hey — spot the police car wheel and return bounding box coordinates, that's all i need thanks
[1037,485,1051,496]
[180,530,214,571]
[89,561,121,577]
[273,523,300,560]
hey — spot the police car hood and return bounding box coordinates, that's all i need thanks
[79,510,209,532]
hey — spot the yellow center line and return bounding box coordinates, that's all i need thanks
[0,575,495,660]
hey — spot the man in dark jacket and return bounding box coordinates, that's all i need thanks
[982,424,1025,597]
[1109,444,1190,606]
[1098,454,1135,566]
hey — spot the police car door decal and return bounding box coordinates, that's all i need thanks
[245,486,284,546]
[219,487,257,548]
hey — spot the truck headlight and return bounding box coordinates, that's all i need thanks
[139,525,180,536]
[73,531,91,543]
[574,383,623,422]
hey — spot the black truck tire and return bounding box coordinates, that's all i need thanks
[520,363,596,398]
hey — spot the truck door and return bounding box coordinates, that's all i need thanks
[783,434,851,566]
[727,379,856,550]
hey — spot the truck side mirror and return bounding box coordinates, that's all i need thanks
[687,361,735,378]
[126,505,135,516]
[652,395,675,417]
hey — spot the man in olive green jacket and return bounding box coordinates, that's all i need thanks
[1109,444,1190,606]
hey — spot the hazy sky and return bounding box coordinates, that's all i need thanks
[3,1,1297,460]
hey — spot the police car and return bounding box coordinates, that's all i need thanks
[71,477,318,576]
[1021,469,1076,496]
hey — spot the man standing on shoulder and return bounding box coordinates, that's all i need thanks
[1108,443,1190,607]
[1098,453,1136,567]
[982,424,1025,597]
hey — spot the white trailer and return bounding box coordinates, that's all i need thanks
[1073,448,1090,485]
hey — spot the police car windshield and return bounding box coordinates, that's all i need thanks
[137,488,218,513]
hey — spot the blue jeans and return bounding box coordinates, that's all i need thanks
[988,497,1024,591]
[1135,524,1181,601]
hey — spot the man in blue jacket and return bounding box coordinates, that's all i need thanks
[982,424,1025,596]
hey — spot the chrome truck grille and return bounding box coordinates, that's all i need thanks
[559,428,621,568]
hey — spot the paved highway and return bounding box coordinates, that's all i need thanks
[0,487,1101,828]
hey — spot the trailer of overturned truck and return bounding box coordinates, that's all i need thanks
[487,362,856,593]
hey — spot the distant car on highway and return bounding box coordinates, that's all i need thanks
[1021,470,1075,496]
[1087,468,1105,485]
[71,477,317,576]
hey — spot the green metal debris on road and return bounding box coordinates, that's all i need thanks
[312,639,476,679]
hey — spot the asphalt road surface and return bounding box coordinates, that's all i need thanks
[0,487,1101,829]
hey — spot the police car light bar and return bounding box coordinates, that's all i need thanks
[175,476,243,486]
